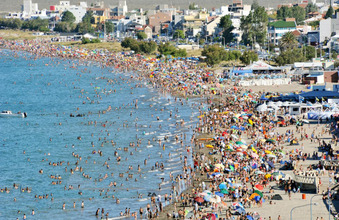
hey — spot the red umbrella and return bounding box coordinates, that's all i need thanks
[255,184,264,191]
[195,197,204,203]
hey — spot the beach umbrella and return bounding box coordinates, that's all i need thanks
[203,190,212,195]
[251,152,259,158]
[249,193,260,200]
[265,173,271,179]
[265,150,272,154]
[195,197,204,203]
[240,145,248,150]
[204,195,212,202]
[220,189,229,194]
[255,184,264,191]
[206,213,217,220]
[198,192,208,197]
[231,134,238,139]
[206,145,214,148]
[236,207,246,215]
[267,161,275,168]
[219,183,227,189]
[211,172,222,177]
[255,171,264,175]
[254,190,264,198]
[266,139,275,143]
[251,147,257,153]
[233,183,242,188]
[254,196,261,202]
[215,164,225,169]
[236,141,244,145]
[247,215,254,220]
[215,192,224,197]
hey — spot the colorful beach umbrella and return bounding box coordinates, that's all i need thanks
[255,184,264,191]
[254,190,264,198]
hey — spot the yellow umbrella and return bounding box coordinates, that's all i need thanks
[265,174,271,179]
[252,147,257,153]
[265,150,272,154]
[206,145,214,148]
[248,119,253,125]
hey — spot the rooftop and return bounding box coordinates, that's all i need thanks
[269,20,296,28]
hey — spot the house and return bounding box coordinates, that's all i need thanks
[144,26,153,39]
[203,16,221,36]
[148,11,172,34]
[268,19,297,45]
[182,11,209,37]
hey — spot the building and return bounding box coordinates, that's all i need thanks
[144,26,153,39]
[50,1,87,23]
[22,0,39,19]
[268,19,297,45]
[148,11,172,34]
[111,0,128,16]
[203,16,221,36]
[319,15,339,43]
[182,11,209,37]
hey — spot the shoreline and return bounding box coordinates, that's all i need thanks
[1,37,338,220]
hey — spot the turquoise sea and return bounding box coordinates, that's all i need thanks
[0,50,200,219]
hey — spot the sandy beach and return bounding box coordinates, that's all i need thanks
[1,37,339,220]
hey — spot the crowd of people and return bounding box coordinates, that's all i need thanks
[1,37,338,220]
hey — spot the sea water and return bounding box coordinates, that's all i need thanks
[0,50,200,219]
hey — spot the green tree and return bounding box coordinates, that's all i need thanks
[61,11,76,23]
[158,42,187,57]
[280,32,298,51]
[105,22,114,35]
[308,20,319,29]
[82,37,91,44]
[303,45,316,60]
[137,32,147,40]
[22,18,49,31]
[251,0,260,10]
[11,19,23,29]
[173,30,185,39]
[219,15,234,44]
[240,6,268,46]
[219,15,232,30]
[82,11,95,24]
[325,6,334,19]
[201,45,225,66]
[54,21,76,32]
[292,6,305,24]
[275,48,305,65]
[305,3,317,15]
[139,41,157,54]
[76,22,94,33]
[240,50,258,65]
[121,37,140,52]
[276,6,292,20]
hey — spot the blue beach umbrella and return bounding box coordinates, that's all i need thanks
[215,192,224,197]
[219,183,227,189]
